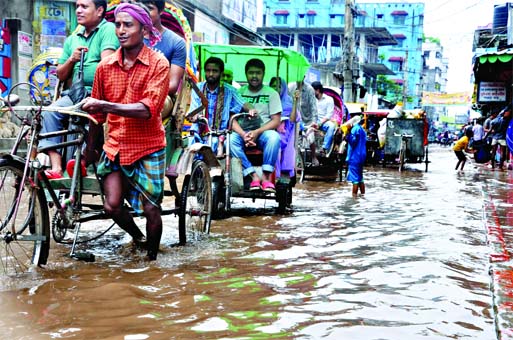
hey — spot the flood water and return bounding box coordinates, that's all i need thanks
[0,145,497,339]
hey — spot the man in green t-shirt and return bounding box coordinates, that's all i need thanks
[39,0,119,179]
[231,58,282,193]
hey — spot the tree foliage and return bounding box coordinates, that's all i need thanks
[377,75,403,104]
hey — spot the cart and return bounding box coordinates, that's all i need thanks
[383,117,429,172]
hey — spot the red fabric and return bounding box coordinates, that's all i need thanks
[2,56,10,78]
[91,45,170,165]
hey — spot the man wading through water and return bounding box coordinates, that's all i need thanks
[82,3,169,260]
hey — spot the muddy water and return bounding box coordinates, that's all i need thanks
[0,146,496,339]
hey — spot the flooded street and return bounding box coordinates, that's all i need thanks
[0,145,500,339]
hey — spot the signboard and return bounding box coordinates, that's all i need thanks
[422,91,472,106]
[18,31,32,55]
[478,81,506,102]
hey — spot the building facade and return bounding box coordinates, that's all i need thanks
[356,2,425,109]
[258,0,397,108]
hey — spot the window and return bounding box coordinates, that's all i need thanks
[393,16,406,25]
[307,15,315,26]
[391,10,408,25]
[390,62,402,72]
[276,15,288,25]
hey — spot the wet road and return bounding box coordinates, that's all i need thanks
[0,145,500,339]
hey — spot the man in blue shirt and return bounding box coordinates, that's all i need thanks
[142,0,186,119]
[188,56,254,157]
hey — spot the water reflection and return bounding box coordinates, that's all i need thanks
[0,147,496,339]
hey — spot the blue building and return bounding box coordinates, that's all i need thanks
[356,2,425,109]
[258,1,424,109]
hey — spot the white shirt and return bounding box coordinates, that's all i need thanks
[316,93,334,122]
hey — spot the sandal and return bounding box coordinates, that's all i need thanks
[44,170,63,180]
[261,181,276,193]
[249,180,261,191]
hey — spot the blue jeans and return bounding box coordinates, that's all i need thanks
[230,130,281,177]
[320,121,336,150]
[39,95,74,150]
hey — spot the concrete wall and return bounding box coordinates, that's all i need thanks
[1,0,34,34]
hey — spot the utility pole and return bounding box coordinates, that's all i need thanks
[402,50,408,106]
[343,0,355,104]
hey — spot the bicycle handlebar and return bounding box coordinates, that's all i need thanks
[1,100,98,125]
[393,133,414,138]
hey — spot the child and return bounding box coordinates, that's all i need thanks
[344,114,367,196]
[453,127,473,170]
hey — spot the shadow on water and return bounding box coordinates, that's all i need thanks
[0,145,497,339]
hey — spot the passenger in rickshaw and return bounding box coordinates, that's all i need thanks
[270,76,300,179]
[141,0,186,117]
[222,65,241,89]
[310,81,337,165]
[288,77,318,162]
[187,56,255,157]
[231,58,282,192]
[40,0,119,179]
[82,3,169,260]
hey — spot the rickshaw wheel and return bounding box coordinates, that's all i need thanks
[211,178,226,219]
[178,160,212,245]
[424,146,429,172]
[276,181,289,214]
[295,151,305,184]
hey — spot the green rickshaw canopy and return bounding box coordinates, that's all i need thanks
[194,43,310,85]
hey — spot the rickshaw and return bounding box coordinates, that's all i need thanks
[193,43,310,215]
[0,2,217,272]
[297,86,347,181]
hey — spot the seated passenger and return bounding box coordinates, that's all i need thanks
[141,0,186,120]
[231,58,282,193]
[39,0,119,179]
[188,56,254,158]
[270,76,300,179]
[222,65,240,89]
[310,81,337,165]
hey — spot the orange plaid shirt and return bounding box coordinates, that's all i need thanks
[91,45,170,165]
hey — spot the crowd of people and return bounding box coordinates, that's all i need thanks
[39,0,367,260]
[452,106,512,171]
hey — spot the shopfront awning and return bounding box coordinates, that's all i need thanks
[391,10,408,16]
[389,56,404,62]
[361,63,395,77]
[477,49,513,64]
[274,10,289,15]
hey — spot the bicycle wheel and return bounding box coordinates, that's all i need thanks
[178,160,212,245]
[0,159,50,275]
[399,141,406,172]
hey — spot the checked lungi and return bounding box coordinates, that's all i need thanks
[97,148,166,215]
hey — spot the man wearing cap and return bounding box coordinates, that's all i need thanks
[82,2,170,260]
[344,113,367,196]
[311,81,337,165]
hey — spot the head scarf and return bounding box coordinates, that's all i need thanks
[114,3,161,46]
[271,77,294,119]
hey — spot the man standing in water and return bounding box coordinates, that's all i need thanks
[82,2,170,260]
